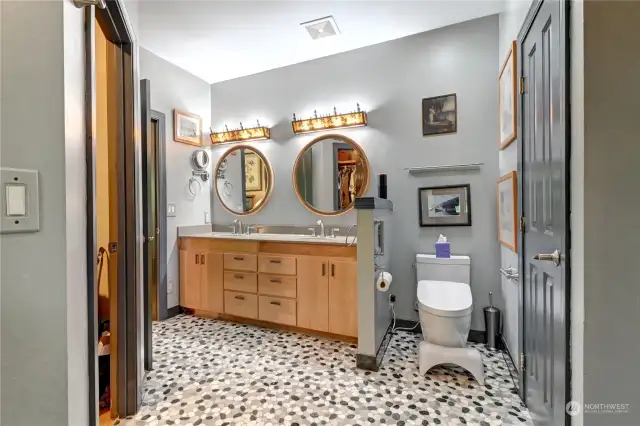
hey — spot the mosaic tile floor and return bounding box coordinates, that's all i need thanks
[116,315,531,425]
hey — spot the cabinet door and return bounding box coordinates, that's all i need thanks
[328,260,358,337]
[180,250,202,309]
[201,252,224,314]
[297,257,329,332]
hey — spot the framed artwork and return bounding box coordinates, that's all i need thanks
[173,109,202,146]
[244,152,263,191]
[418,184,471,227]
[499,41,517,149]
[422,93,457,136]
[497,171,518,251]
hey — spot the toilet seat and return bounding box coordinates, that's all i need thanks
[417,280,472,317]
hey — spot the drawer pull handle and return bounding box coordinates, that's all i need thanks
[270,279,282,283]
[234,295,245,300]
[233,256,244,261]
[234,274,244,279]
[269,260,282,264]
[270,301,281,306]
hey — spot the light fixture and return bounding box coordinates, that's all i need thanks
[301,16,340,40]
[291,104,368,135]
[209,120,271,144]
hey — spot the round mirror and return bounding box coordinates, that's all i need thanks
[293,134,370,216]
[214,145,273,215]
[192,149,210,170]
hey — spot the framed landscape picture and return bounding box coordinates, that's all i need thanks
[173,109,202,146]
[422,94,457,136]
[499,41,517,149]
[418,184,471,227]
[497,171,518,251]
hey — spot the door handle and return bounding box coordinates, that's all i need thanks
[270,300,281,306]
[201,255,205,265]
[270,279,281,283]
[331,264,335,277]
[234,256,244,261]
[195,254,199,265]
[234,295,245,300]
[533,250,561,267]
[322,263,326,276]
[234,274,244,279]
[269,259,282,264]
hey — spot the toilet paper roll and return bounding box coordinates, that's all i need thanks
[376,271,393,292]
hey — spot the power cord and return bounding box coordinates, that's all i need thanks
[502,348,519,391]
[389,297,420,333]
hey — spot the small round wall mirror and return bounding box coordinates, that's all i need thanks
[214,145,274,215]
[293,134,370,216]
[192,149,210,170]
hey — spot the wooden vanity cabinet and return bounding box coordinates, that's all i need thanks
[179,237,357,340]
[179,249,223,313]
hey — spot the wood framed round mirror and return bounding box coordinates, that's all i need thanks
[292,134,370,216]
[214,144,274,215]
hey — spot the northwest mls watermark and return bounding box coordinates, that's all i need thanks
[566,401,631,416]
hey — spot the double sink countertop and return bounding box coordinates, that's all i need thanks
[182,231,357,246]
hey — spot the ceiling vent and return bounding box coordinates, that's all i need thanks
[301,16,340,40]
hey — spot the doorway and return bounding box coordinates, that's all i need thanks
[517,0,570,425]
[141,78,168,372]
[85,1,144,424]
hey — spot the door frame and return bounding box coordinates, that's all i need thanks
[141,78,169,371]
[85,0,142,423]
[516,0,572,414]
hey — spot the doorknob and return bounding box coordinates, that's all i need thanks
[533,249,561,266]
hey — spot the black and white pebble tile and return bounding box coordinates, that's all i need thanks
[115,315,531,426]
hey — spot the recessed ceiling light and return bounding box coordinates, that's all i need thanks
[301,16,340,40]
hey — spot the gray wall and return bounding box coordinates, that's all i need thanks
[579,1,640,424]
[497,0,534,365]
[210,16,501,328]
[0,1,88,425]
[139,47,212,308]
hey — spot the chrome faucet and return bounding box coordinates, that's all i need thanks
[316,219,325,238]
[231,219,243,235]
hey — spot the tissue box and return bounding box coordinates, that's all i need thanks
[435,242,451,258]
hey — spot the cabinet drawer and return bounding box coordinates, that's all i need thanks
[224,253,257,272]
[224,271,257,293]
[258,274,297,298]
[258,255,296,276]
[224,291,258,319]
[259,296,297,326]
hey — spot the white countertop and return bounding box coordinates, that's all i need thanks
[183,231,357,246]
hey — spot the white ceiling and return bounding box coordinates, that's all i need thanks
[138,0,504,84]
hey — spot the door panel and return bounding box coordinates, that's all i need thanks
[180,250,202,309]
[297,257,329,332]
[328,260,358,337]
[520,1,568,424]
[202,252,224,314]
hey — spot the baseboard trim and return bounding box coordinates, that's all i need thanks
[357,321,393,372]
[167,305,182,319]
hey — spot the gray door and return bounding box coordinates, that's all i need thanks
[519,0,569,425]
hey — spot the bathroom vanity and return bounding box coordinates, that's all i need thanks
[179,232,358,339]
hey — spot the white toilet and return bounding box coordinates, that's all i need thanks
[415,254,484,385]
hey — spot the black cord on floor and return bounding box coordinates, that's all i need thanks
[502,348,519,391]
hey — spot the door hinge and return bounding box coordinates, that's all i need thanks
[520,216,526,233]
[520,77,526,94]
[520,353,526,371]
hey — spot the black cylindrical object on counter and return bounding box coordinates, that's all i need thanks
[378,174,387,199]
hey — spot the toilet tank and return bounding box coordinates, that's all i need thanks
[416,254,471,285]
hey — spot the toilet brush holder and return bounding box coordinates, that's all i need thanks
[484,292,501,350]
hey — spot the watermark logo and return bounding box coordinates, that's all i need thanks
[566,401,581,416]
[566,401,631,416]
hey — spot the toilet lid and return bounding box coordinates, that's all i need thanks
[417,280,473,317]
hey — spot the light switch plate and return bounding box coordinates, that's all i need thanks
[1,168,40,234]
[205,211,210,224]
[167,202,177,217]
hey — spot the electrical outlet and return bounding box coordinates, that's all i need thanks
[389,294,396,304]
[168,279,174,294]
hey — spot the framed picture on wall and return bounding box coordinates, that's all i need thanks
[497,171,518,251]
[244,152,263,191]
[422,93,457,136]
[499,41,518,149]
[418,184,471,227]
[173,109,203,146]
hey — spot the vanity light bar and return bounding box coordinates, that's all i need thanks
[291,104,368,135]
[209,120,271,144]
